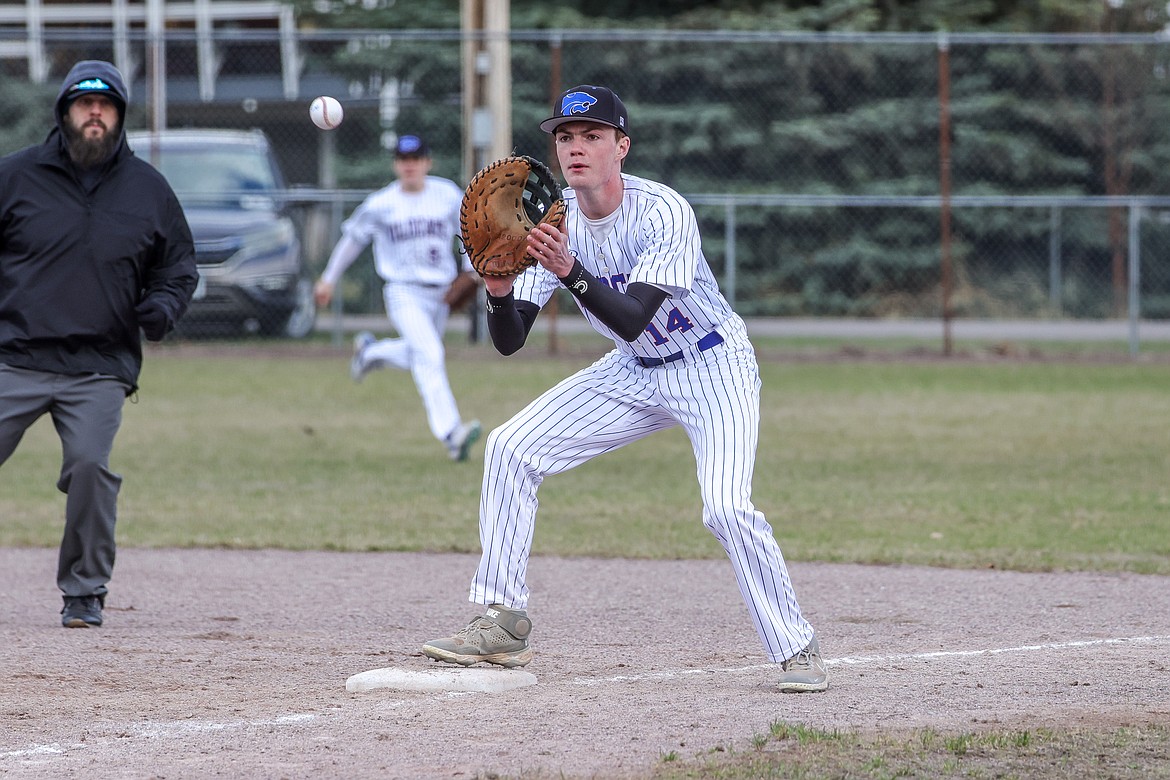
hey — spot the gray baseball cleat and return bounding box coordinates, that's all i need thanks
[777,635,828,693]
[422,605,534,668]
[350,330,376,382]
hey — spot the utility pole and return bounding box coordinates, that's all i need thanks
[461,0,511,182]
[147,0,166,134]
[460,0,511,341]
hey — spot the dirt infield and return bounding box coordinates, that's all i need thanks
[2,547,1168,779]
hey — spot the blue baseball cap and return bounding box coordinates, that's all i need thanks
[394,134,430,157]
[539,85,629,137]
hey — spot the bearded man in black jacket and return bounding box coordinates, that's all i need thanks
[0,60,198,628]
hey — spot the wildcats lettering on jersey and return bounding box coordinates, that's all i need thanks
[338,175,466,286]
[385,216,451,242]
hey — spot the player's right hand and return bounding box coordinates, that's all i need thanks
[527,223,571,278]
[313,279,333,307]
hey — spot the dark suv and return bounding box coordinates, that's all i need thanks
[126,129,316,338]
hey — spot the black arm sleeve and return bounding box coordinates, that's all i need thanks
[560,259,669,342]
[485,290,541,356]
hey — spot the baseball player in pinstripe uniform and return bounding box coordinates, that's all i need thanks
[422,87,826,692]
[314,135,481,462]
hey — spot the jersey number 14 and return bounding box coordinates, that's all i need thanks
[645,308,694,346]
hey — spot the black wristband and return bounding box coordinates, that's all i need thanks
[561,260,592,297]
[553,262,668,342]
[484,290,515,316]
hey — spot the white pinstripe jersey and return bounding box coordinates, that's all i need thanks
[514,173,736,360]
[341,176,468,286]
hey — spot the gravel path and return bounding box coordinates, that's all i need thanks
[2,548,1168,779]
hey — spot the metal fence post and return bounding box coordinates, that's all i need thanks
[937,32,954,356]
[1127,201,1141,357]
[1048,206,1062,314]
[724,199,737,309]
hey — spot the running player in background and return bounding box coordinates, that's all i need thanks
[421,86,827,692]
[314,134,481,462]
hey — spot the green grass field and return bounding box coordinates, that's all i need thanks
[2,335,1167,575]
[3,334,1168,779]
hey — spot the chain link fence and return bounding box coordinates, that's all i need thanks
[3,26,1170,344]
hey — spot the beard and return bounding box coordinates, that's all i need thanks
[63,115,121,169]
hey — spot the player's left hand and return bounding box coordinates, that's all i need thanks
[526,223,572,277]
[313,279,333,308]
[135,299,173,342]
[483,274,519,297]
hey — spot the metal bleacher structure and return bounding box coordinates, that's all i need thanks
[0,0,302,101]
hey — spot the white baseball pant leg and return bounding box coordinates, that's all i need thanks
[365,282,462,442]
[470,335,815,662]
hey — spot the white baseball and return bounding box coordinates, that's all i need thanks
[309,96,343,130]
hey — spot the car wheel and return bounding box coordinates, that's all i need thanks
[282,276,317,339]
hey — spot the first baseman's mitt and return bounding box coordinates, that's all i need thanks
[443,271,480,311]
[459,155,566,277]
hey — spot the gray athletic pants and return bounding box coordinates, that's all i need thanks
[0,364,127,598]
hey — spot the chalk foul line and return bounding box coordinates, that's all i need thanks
[1,713,317,759]
[571,634,1170,686]
[5,635,1167,759]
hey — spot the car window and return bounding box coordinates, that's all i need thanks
[133,141,279,209]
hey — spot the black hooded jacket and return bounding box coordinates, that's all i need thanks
[0,60,197,392]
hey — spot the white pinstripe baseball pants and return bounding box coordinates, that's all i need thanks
[469,322,816,663]
[365,282,463,443]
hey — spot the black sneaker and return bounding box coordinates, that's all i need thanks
[61,595,104,628]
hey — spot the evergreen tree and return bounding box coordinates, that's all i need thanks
[289,0,1170,316]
